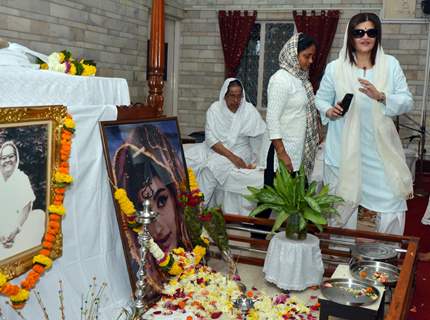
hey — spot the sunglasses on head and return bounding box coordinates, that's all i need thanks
[352,28,378,38]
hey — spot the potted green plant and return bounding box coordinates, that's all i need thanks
[245,162,343,240]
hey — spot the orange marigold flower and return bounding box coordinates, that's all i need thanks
[46,229,58,237]
[58,167,69,174]
[47,226,60,234]
[54,188,66,194]
[40,249,51,256]
[32,264,45,274]
[21,271,40,290]
[44,233,56,242]
[62,130,72,137]
[42,241,53,249]
[178,300,186,309]
[49,221,61,229]
[1,284,19,296]
[60,161,69,168]
[49,214,61,221]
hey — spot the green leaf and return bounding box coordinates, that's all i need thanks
[304,196,321,213]
[278,161,292,186]
[299,170,306,198]
[256,188,285,205]
[306,181,318,196]
[247,186,261,194]
[315,195,344,205]
[314,223,323,232]
[303,207,327,225]
[298,214,307,231]
[317,184,330,197]
[273,173,291,205]
[249,204,274,217]
[271,211,289,233]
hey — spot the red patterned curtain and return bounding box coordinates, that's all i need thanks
[218,10,257,78]
[294,10,340,92]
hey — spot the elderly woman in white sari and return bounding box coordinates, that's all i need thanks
[0,141,45,257]
[186,78,266,205]
[316,13,413,235]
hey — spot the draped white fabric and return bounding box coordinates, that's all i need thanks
[0,68,132,319]
[263,233,324,291]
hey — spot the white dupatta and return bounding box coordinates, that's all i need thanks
[335,27,413,205]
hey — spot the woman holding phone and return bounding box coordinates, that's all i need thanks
[316,13,413,235]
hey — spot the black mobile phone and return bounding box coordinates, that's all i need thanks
[340,93,354,116]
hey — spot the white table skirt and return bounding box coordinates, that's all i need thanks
[0,68,132,319]
[263,232,324,291]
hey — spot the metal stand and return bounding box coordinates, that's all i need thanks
[132,180,158,319]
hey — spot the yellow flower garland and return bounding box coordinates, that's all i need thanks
[48,204,66,215]
[54,171,73,184]
[0,114,75,309]
[33,255,53,269]
[10,289,29,303]
[187,167,199,191]
[0,274,7,287]
[114,188,136,216]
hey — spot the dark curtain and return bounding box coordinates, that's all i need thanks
[293,10,340,92]
[218,10,257,78]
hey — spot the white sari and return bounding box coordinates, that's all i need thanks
[186,78,266,198]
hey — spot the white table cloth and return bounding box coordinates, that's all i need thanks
[0,67,132,319]
[263,232,324,291]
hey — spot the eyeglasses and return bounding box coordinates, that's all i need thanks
[351,28,378,38]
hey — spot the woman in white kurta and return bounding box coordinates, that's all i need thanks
[265,33,320,178]
[315,13,413,235]
[187,78,266,205]
[252,33,320,236]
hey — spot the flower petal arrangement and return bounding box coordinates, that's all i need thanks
[38,50,96,76]
[146,263,320,320]
[0,115,75,309]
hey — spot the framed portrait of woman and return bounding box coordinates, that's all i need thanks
[0,106,66,279]
[99,117,192,301]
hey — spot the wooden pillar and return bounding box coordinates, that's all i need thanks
[147,0,165,116]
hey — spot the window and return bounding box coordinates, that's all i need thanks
[237,22,295,109]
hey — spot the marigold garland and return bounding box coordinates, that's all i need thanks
[0,114,75,309]
[114,188,142,232]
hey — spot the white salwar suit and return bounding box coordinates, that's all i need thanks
[186,78,266,206]
[316,56,413,235]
